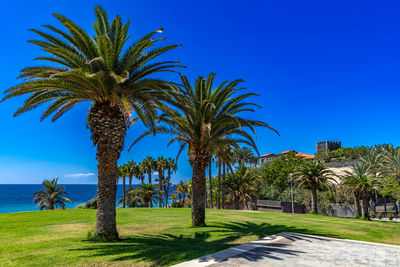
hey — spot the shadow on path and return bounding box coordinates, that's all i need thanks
[71,221,339,266]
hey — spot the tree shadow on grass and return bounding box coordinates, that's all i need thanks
[71,221,339,266]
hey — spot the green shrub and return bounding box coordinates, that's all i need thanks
[368,211,376,218]
[377,212,384,219]
[387,213,394,220]
[171,202,184,208]
[74,204,86,209]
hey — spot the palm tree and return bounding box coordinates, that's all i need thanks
[137,161,146,185]
[234,147,256,166]
[3,6,182,239]
[126,160,137,205]
[293,160,335,214]
[175,180,188,204]
[224,165,258,209]
[165,158,177,207]
[33,178,72,210]
[142,157,156,185]
[118,188,144,208]
[342,163,381,218]
[117,164,128,208]
[382,149,400,185]
[155,156,167,207]
[139,184,160,208]
[131,73,277,226]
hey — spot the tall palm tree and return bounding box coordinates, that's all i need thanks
[3,6,182,239]
[33,178,72,210]
[175,180,188,204]
[165,158,177,207]
[155,156,167,207]
[137,161,146,185]
[126,160,137,205]
[342,163,381,218]
[117,164,128,208]
[142,156,156,184]
[293,160,335,214]
[131,73,277,226]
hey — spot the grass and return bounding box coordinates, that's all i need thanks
[0,208,399,266]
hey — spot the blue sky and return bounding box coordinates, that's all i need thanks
[1,0,400,184]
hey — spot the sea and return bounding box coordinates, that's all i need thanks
[0,184,173,214]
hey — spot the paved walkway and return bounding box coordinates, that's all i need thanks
[173,232,400,267]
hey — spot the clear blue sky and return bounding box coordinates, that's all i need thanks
[1,0,400,184]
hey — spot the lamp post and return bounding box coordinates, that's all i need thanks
[289,173,294,214]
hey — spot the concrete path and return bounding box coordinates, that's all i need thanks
[172,232,400,267]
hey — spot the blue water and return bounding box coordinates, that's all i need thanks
[0,184,174,214]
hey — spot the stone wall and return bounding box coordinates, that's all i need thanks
[326,161,357,168]
[319,204,355,218]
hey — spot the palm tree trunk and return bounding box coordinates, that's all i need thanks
[159,173,163,208]
[123,176,126,208]
[361,191,369,218]
[222,163,226,209]
[166,168,171,208]
[217,161,221,209]
[88,105,126,240]
[128,175,132,207]
[311,186,318,214]
[353,191,361,217]
[235,196,240,210]
[209,158,213,209]
[189,153,209,226]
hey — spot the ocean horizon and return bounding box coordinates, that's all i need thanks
[0,184,175,214]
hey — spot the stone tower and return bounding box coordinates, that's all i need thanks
[316,141,341,153]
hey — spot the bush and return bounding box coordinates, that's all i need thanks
[387,213,394,220]
[84,196,97,209]
[368,211,376,219]
[184,201,192,208]
[74,204,86,209]
[377,212,384,219]
[171,202,184,208]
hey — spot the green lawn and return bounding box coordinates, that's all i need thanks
[0,208,399,266]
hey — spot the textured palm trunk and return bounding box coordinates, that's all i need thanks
[209,158,213,209]
[159,172,163,208]
[361,190,369,218]
[166,168,171,208]
[222,163,226,209]
[234,196,240,210]
[353,191,361,217]
[123,176,126,208]
[311,186,318,214]
[88,104,126,240]
[189,152,210,226]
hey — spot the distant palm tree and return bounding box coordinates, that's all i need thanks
[142,157,156,184]
[137,161,146,185]
[293,160,335,214]
[175,180,188,204]
[34,178,72,210]
[234,147,257,166]
[155,156,167,207]
[118,188,144,208]
[342,163,380,218]
[126,161,137,205]
[382,149,400,185]
[224,165,259,209]
[131,73,277,226]
[117,164,128,208]
[165,158,177,207]
[3,6,182,239]
[139,184,160,208]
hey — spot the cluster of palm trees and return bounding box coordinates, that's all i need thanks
[292,145,400,219]
[117,157,176,208]
[3,6,276,239]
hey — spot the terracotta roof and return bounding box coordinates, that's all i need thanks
[260,153,276,158]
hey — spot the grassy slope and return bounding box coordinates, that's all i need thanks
[0,208,399,266]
